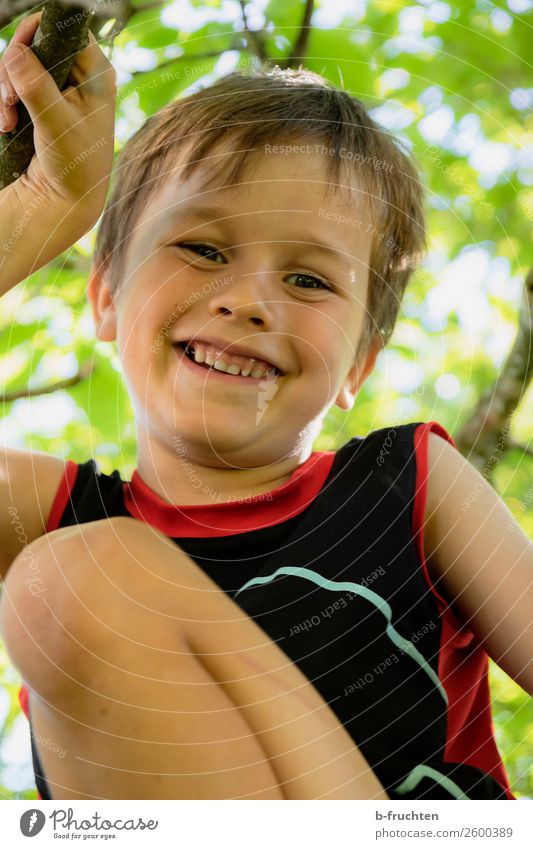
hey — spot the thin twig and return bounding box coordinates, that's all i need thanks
[283,0,315,69]
[2,360,94,403]
[238,0,267,63]
[455,267,533,477]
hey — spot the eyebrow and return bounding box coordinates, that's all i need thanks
[161,205,355,269]
[163,204,228,226]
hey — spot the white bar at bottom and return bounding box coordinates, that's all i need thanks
[2,799,532,848]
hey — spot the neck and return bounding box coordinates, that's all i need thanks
[134,429,313,506]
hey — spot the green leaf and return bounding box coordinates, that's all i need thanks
[0,323,42,356]
[125,9,180,52]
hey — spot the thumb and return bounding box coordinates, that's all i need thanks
[4,43,65,128]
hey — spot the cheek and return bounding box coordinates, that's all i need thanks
[116,314,144,371]
[114,314,159,400]
[296,315,351,379]
[116,283,176,351]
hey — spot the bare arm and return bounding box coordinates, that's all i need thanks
[0,449,68,582]
[424,432,533,694]
[0,13,116,578]
[0,11,116,294]
[0,179,91,294]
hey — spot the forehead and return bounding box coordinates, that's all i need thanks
[137,142,372,232]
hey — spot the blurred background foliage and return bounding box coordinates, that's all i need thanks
[0,0,532,799]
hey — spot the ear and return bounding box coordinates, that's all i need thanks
[86,263,117,342]
[335,337,382,412]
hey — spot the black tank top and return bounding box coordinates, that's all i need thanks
[19,421,513,800]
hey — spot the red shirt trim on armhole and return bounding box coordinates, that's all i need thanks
[18,681,29,719]
[45,460,79,532]
[18,685,43,799]
[413,421,514,800]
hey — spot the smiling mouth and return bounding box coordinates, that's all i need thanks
[175,342,280,380]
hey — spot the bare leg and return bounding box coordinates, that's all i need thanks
[1,517,387,800]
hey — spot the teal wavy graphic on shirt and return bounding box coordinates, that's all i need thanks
[394,764,470,799]
[234,565,448,704]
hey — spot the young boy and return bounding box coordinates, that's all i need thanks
[0,12,531,801]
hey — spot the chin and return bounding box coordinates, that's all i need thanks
[165,418,257,450]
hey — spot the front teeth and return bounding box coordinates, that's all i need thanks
[214,358,240,375]
[221,362,242,375]
[186,344,274,379]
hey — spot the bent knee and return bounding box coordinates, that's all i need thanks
[0,515,138,619]
[0,516,194,702]
[0,530,84,702]
[0,518,141,701]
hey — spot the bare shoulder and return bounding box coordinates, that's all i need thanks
[424,431,533,693]
[0,448,68,580]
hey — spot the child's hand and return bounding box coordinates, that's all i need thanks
[0,10,116,219]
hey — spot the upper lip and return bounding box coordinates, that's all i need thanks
[175,335,284,374]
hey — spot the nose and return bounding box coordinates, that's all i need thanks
[205,270,277,328]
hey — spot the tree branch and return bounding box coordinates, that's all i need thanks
[282,0,315,69]
[238,0,268,63]
[455,267,533,478]
[0,1,93,189]
[0,0,123,33]
[2,360,93,403]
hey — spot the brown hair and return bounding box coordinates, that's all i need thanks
[93,65,426,360]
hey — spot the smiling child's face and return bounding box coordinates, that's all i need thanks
[88,142,381,476]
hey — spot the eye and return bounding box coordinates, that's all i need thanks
[179,242,227,265]
[285,272,333,291]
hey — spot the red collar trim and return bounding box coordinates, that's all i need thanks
[123,451,336,537]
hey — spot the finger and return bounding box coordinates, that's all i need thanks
[0,99,15,134]
[65,29,117,94]
[0,39,70,136]
[7,10,43,47]
[0,10,43,106]
[0,72,20,115]
[0,102,10,133]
